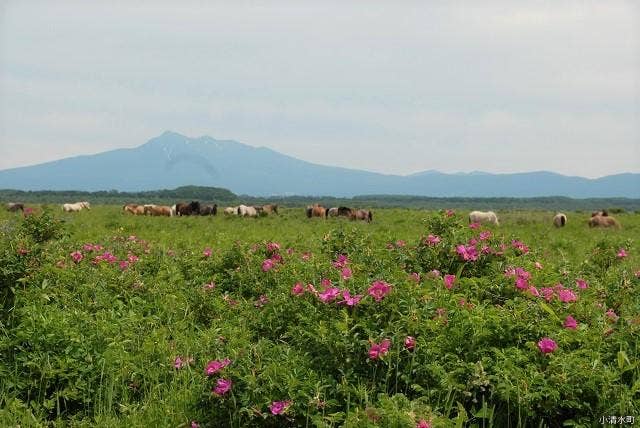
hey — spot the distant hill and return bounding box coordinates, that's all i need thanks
[0,131,638,198]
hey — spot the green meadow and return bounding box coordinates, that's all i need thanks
[1,206,638,427]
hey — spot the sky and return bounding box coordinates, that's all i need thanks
[0,1,639,178]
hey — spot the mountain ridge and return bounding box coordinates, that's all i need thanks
[0,131,638,198]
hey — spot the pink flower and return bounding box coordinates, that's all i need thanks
[174,356,193,369]
[468,238,478,246]
[204,358,231,376]
[368,280,392,302]
[557,289,578,303]
[479,231,491,241]
[261,259,274,272]
[339,290,363,306]
[306,283,318,295]
[563,315,578,330]
[617,248,627,259]
[127,254,139,263]
[202,282,216,291]
[409,272,421,283]
[291,283,305,296]
[512,240,530,254]
[528,286,540,297]
[83,244,94,251]
[605,308,619,322]
[70,251,83,263]
[266,242,281,254]
[445,209,455,217]
[427,269,441,279]
[456,244,478,261]
[576,278,588,289]
[321,278,332,288]
[255,294,269,308]
[404,336,416,350]
[332,254,349,269]
[534,261,543,270]
[469,222,480,229]
[341,267,353,280]
[425,234,441,246]
[515,277,529,290]
[368,339,391,360]
[301,252,311,261]
[318,287,341,303]
[213,378,232,396]
[203,247,212,257]
[537,337,557,354]
[540,287,554,302]
[417,420,432,428]
[270,400,292,415]
[443,274,456,290]
[395,240,406,248]
[119,260,129,270]
[191,421,200,428]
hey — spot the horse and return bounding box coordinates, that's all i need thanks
[327,206,352,218]
[199,204,218,216]
[589,214,620,228]
[553,213,567,227]
[261,204,278,215]
[224,206,238,215]
[591,210,609,217]
[123,204,145,215]
[469,211,499,226]
[238,204,259,217]
[351,209,373,222]
[63,201,91,212]
[145,205,172,216]
[306,204,326,218]
[176,201,201,216]
[6,203,24,212]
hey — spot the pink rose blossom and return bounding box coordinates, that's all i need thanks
[266,242,280,253]
[537,337,557,354]
[261,258,274,272]
[269,400,292,415]
[301,252,311,261]
[605,308,619,322]
[443,274,456,290]
[341,267,353,280]
[321,278,332,288]
[318,287,341,303]
[445,209,455,217]
[479,230,492,241]
[191,421,200,428]
[563,315,578,330]
[291,283,305,296]
[339,290,363,306]
[204,358,231,376]
[255,294,269,308]
[617,248,627,259]
[368,339,391,360]
[70,251,83,263]
[540,287,555,302]
[558,289,578,303]
[368,280,392,302]
[576,278,588,289]
[469,222,480,229]
[395,240,406,248]
[332,254,349,269]
[417,420,432,428]
[213,378,232,396]
[534,261,543,270]
[119,260,129,270]
[409,272,421,283]
[404,336,416,350]
[203,247,212,257]
[203,282,216,291]
[425,234,441,246]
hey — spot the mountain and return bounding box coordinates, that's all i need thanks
[0,131,638,198]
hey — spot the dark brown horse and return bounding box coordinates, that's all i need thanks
[199,204,218,216]
[176,201,201,216]
[6,203,24,212]
[351,209,373,223]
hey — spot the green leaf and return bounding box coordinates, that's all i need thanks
[538,301,560,322]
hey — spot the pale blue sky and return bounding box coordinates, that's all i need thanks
[1,1,638,178]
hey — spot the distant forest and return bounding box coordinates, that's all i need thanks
[1,186,639,212]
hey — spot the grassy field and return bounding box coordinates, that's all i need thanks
[1,206,638,427]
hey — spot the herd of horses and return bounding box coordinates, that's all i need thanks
[2,202,623,228]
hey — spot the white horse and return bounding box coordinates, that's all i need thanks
[63,201,91,212]
[553,213,567,227]
[469,210,499,226]
[237,204,258,217]
[223,206,238,215]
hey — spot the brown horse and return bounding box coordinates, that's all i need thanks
[306,204,326,218]
[261,204,278,215]
[591,210,608,217]
[123,204,145,215]
[6,203,24,212]
[351,209,373,223]
[176,201,201,216]
[589,214,620,228]
[145,205,172,216]
[199,204,218,216]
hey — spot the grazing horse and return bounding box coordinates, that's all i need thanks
[589,214,620,229]
[306,204,327,218]
[145,205,172,216]
[469,210,499,226]
[123,204,145,215]
[224,206,238,215]
[553,213,567,227]
[351,209,373,223]
[199,204,218,216]
[238,204,259,217]
[261,204,278,215]
[591,210,609,217]
[63,201,91,212]
[176,201,201,216]
[6,203,24,212]
[328,206,353,218]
